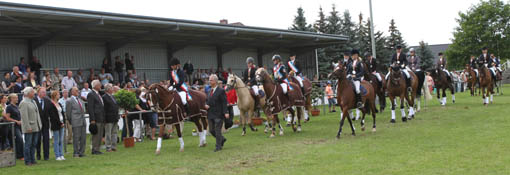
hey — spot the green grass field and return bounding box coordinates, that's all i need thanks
[3,85,510,175]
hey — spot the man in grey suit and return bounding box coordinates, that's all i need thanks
[87,80,105,155]
[66,87,86,157]
[205,74,229,152]
[19,87,42,166]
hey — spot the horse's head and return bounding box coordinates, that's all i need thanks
[255,68,270,85]
[389,65,401,85]
[147,83,175,110]
[328,66,346,81]
[226,73,238,91]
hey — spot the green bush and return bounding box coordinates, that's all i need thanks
[113,89,139,110]
[311,84,325,109]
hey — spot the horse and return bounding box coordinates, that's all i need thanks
[288,71,312,122]
[386,65,419,122]
[361,62,386,113]
[226,74,259,136]
[429,68,455,106]
[464,66,479,96]
[255,68,305,137]
[478,65,494,105]
[328,65,377,139]
[147,84,208,154]
[413,70,427,112]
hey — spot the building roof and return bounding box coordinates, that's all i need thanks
[410,43,450,62]
[0,2,348,52]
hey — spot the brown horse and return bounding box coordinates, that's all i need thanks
[429,68,455,106]
[288,71,312,122]
[328,66,377,139]
[362,62,386,113]
[147,84,208,154]
[464,66,479,96]
[478,65,494,105]
[386,66,418,122]
[255,68,305,137]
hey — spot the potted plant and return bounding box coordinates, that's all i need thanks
[114,89,139,148]
[310,83,324,116]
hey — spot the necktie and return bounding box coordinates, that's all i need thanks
[97,92,103,104]
[210,88,215,97]
[76,97,83,112]
[40,98,44,110]
[110,94,117,104]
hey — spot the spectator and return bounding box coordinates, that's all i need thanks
[10,66,23,82]
[66,87,86,157]
[74,69,85,89]
[205,74,228,152]
[114,56,124,84]
[101,58,112,74]
[140,88,157,140]
[87,68,95,86]
[51,68,63,92]
[125,71,137,88]
[1,72,14,93]
[201,69,209,83]
[0,95,11,152]
[99,68,113,86]
[87,80,105,155]
[61,70,77,91]
[58,89,72,144]
[125,53,134,72]
[48,91,65,161]
[325,82,336,112]
[29,56,42,82]
[102,83,119,152]
[183,60,194,83]
[122,89,145,142]
[3,93,24,160]
[224,83,237,130]
[25,72,39,88]
[19,87,42,166]
[426,72,434,93]
[23,67,31,81]
[35,87,51,161]
[12,76,25,94]
[18,57,28,73]
[41,71,51,90]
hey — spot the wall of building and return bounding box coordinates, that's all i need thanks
[0,39,28,71]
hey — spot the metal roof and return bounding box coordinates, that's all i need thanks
[0,1,348,51]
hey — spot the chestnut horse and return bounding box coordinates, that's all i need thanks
[464,66,479,96]
[288,71,312,121]
[429,68,455,106]
[255,68,305,137]
[226,74,258,136]
[328,66,377,139]
[386,65,419,122]
[478,65,494,105]
[147,84,208,154]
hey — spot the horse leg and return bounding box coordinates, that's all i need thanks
[200,117,208,146]
[248,110,258,132]
[337,109,348,139]
[155,124,165,155]
[297,107,303,132]
[175,123,184,152]
[276,114,284,136]
[437,87,442,105]
[289,108,297,132]
[346,110,356,136]
[400,95,407,122]
[442,88,447,106]
[390,96,396,123]
[371,100,377,132]
[191,117,204,147]
[240,112,247,136]
[405,94,415,120]
[450,84,456,104]
[270,115,276,138]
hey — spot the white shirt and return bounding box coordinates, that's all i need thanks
[58,97,68,112]
[61,76,77,90]
[81,88,91,99]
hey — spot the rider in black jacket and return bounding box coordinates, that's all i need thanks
[347,49,365,109]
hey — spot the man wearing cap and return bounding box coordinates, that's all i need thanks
[243,57,264,108]
[287,53,305,94]
[364,53,382,86]
[387,45,412,92]
[169,58,192,114]
[346,50,365,109]
[436,52,451,78]
[272,54,291,94]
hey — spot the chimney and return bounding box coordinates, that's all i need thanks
[220,19,228,24]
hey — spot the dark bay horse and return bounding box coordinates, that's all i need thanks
[147,84,208,154]
[429,68,455,106]
[386,66,419,122]
[288,71,313,122]
[413,70,426,112]
[464,66,479,96]
[362,62,386,113]
[328,66,377,139]
[255,68,305,137]
[479,65,494,105]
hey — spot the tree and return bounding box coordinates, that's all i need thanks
[357,13,371,55]
[321,4,344,78]
[386,19,408,52]
[446,0,510,70]
[313,7,331,78]
[313,6,327,33]
[416,41,435,70]
[341,10,358,51]
[326,5,342,34]
[289,7,313,31]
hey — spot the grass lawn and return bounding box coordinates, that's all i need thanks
[3,85,510,175]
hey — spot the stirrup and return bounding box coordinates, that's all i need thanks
[259,90,265,98]
[407,87,412,92]
[356,102,364,109]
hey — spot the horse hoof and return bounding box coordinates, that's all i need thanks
[253,128,258,132]
[279,131,284,136]
[155,150,161,155]
[292,127,297,132]
[297,127,302,132]
[336,135,341,140]
[264,129,268,134]
[270,134,275,138]
[351,133,356,136]
[179,148,184,152]
[402,118,407,122]
[361,127,365,131]
[372,128,376,132]
[241,132,246,136]
[390,119,396,123]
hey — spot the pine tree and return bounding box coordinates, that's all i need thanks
[323,4,344,74]
[289,7,313,31]
[387,19,408,52]
[313,7,331,78]
[313,6,327,33]
[417,41,435,70]
[341,10,357,51]
[357,13,371,55]
[366,18,392,71]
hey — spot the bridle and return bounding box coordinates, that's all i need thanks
[227,75,248,90]
[147,85,176,123]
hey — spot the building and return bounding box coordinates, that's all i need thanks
[410,44,450,63]
[0,2,347,83]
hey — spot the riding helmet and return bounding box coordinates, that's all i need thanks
[246,57,255,64]
[272,54,281,61]
[170,58,181,66]
[351,49,360,56]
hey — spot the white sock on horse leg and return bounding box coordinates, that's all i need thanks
[401,108,406,118]
[157,137,162,150]
[304,110,309,120]
[202,131,207,143]
[442,97,447,105]
[490,95,493,102]
[452,95,455,101]
[349,111,354,120]
[409,107,414,116]
[178,137,184,149]
[356,109,360,120]
[391,110,396,120]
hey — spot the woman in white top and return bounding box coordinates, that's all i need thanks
[48,91,66,161]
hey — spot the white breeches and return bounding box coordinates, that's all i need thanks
[442,69,451,77]
[280,83,288,94]
[353,80,361,94]
[403,69,410,78]
[474,69,479,77]
[489,67,496,75]
[372,72,382,82]
[294,75,304,87]
[496,67,502,72]
[178,91,187,105]
[251,85,259,95]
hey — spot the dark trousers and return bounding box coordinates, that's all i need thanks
[208,118,225,149]
[72,126,86,156]
[36,127,50,160]
[91,123,104,152]
[14,126,24,159]
[24,132,39,165]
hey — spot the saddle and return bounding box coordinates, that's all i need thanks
[349,81,368,96]
[249,88,261,108]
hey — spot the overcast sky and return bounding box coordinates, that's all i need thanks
[5,0,481,46]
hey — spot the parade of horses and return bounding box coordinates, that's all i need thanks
[1,0,510,174]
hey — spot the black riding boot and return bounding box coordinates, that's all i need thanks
[184,103,190,116]
[405,77,412,92]
[355,93,363,109]
[301,87,305,95]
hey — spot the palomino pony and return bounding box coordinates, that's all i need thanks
[386,65,419,122]
[288,71,312,121]
[255,68,305,137]
[478,65,494,105]
[226,74,258,136]
[147,84,208,154]
[429,68,455,106]
[464,66,479,96]
[328,66,377,139]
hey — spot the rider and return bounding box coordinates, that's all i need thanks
[469,55,478,77]
[272,54,291,95]
[407,48,421,72]
[287,53,305,95]
[490,53,502,79]
[436,52,451,80]
[169,58,191,114]
[364,52,382,87]
[386,45,412,92]
[346,49,365,109]
[477,47,494,79]
[243,57,264,107]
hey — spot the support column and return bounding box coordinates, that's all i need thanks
[257,48,264,68]
[216,46,223,70]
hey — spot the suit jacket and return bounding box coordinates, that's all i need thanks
[364,58,378,73]
[436,58,447,69]
[243,66,257,86]
[287,60,302,75]
[87,90,105,123]
[34,96,51,130]
[391,52,407,67]
[407,55,421,71]
[66,96,86,127]
[469,59,477,68]
[102,93,119,123]
[206,87,228,120]
[478,53,492,68]
[48,101,65,131]
[19,98,42,133]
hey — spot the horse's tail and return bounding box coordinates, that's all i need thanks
[416,71,425,96]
